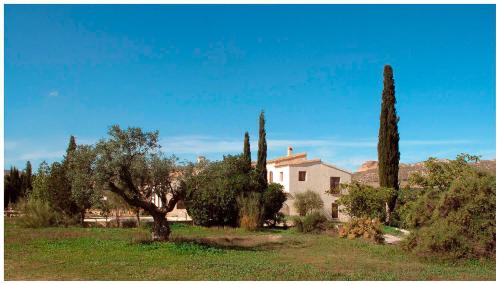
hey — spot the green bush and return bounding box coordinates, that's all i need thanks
[237,192,263,231]
[401,154,496,259]
[336,182,394,221]
[293,190,324,216]
[15,198,58,228]
[339,217,384,244]
[293,211,327,233]
[262,183,287,226]
[184,155,251,227]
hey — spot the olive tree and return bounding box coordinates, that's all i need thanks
[293,190,324,216]
[93,125,185,241]
[67,144,101,225]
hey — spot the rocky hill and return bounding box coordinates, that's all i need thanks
[353,159,496,187]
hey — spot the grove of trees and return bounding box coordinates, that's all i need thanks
[7,111,287,241]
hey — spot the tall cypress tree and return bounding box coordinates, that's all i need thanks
[377,65,400,217]
[243,131,251,173]
[50,135,79,217]
[66,136,77,159]
[256,111,268,192]
[22,161,33,196]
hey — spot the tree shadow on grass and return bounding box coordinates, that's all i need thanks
[169,235,287,251]
[131,233,299,252]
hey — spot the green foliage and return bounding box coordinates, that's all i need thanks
[377,65,400,214]
[30,162,51,204]
[4,162,34,208]
[293,190,324,216]
[21,161,33,197]
[92,125,185,240]
[38,136,81,220]
[185,154,251,227]
[336,182,394,221]
[262,183,287,226]
[47,161,79,218]
[293,211,327,233]
[15,198,58,228]
[242,131,252,174]
[408,154,480,191]
[401,154,496,259]
[67,144,101,223]
[4,166,23,208]
[255,111,267,192]
[237,192,263,231]
[339,217,384,244]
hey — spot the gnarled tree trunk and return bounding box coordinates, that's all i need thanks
[151,213,170,241]
[80,210,85,226]
[136,209,141,226]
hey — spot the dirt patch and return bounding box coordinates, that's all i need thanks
[172,234,283,249]
[384,234,403,245]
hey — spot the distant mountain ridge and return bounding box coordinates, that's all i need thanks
[353,159,496,187]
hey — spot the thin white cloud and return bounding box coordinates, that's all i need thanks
[48,90,59,97]
[401,139,474,146]
[334,156,377,171]
[160,136,474,154]
[161,137,242,154]
[5,134,481,172]
[4,140,19,150]
[19,150,65,161]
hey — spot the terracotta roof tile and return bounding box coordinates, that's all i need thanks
[267,152,307,164]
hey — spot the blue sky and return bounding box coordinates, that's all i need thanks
[5,5,496,171]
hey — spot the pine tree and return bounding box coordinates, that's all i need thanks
[243,131,251,173]
[377,65,400,220]
[256,111,268,192]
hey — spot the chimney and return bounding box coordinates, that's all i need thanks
[287,146,293,156]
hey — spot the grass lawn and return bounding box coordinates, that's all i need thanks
[4,219,495,281]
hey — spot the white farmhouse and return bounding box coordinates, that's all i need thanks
[267,146,352,222]
[148,147,352,222]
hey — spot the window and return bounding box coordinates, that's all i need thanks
[298,171,307,181]
[280,172,284,182]
[330,177,341,194]
[269,171,273,183]
[332,203,339,219]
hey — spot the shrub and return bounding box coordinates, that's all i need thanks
[293,190,324,216]
[262,183,287,226]
[336,182,394,221]
[15,198,58,228]
[293,211,327,233]
[339,217,384,244]
[184,155,251,227]
[237,192,263,231]
[401,154,496,259]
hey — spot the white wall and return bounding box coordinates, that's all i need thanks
[267,163,291,193]
[283,162,351,222]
